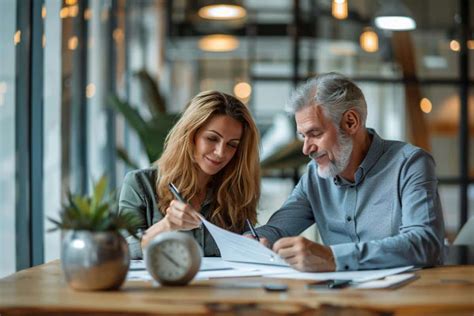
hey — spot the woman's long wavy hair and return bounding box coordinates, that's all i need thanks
[154,91,260,232]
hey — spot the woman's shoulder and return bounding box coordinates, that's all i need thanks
[123,168,158,191]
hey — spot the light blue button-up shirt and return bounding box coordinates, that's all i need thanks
[256,129,445,271]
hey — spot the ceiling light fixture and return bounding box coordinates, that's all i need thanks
[332,0,348,20]
[420,98,432,114]
[374,0,416,31]
[198,4,246,20]
[234,82,252,99]
[468,40,474,50]
[450,39,460,52]
[360,27,379,52]
[198,34,239,52]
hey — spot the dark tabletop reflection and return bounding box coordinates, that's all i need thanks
[443,245,474,265]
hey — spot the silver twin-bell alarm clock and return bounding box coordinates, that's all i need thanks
[145,231,202,286]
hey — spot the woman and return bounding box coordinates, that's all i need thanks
[119,90,260,259]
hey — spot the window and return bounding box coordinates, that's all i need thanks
[0,0,17,278]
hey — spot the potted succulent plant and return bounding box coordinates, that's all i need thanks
[49,176,141,291]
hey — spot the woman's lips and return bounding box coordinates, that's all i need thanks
[206,157,222,166]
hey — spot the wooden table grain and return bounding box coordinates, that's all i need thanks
[1,261,473,316]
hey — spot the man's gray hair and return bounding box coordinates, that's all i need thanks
[288,72,367,127]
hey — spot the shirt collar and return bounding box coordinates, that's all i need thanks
[357,128,384,182]
[333,128,384,187]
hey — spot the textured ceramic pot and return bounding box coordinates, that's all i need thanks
[61,230,130,291]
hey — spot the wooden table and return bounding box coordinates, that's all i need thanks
[1,261,473,316]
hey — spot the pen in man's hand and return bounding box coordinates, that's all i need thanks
[246,219,260,242]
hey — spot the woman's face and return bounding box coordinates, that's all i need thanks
[194,114,243,179]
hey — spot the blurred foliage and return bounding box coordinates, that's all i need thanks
[48,176,142,238]
[109,70,180,168]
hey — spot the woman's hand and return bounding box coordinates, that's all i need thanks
[163,200,202,230]
[141,200,201,249]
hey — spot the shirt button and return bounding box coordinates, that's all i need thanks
[344,265,349,270]
[346,216,352,222]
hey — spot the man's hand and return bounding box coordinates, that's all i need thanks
[273,236,336,272]
[243,234,270,248]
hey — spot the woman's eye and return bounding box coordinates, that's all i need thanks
[207,137,218,142]
[228,143,238,149]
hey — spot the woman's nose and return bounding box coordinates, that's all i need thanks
[214,142,225,157]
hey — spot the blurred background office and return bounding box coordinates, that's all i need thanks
[0,0,473,277]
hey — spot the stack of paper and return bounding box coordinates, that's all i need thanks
[126,217,416,286]
[200,217,288,266]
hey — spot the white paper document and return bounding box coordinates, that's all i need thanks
[200,216,289,266]
[199,258,235,271]
[196,268,262,280]
[196,258,297,280]
[129,259,146,271]
[127,258,279,281]
[352,273,418,289]
[267,265,414,282]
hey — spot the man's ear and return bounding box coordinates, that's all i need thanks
[340,109,361,135]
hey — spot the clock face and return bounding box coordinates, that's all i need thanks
[153,240,192,281]
[145,232,202,286]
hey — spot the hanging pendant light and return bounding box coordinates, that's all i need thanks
[360,27,379,52]
[374,0,416,31]
[198,2,246,20]
[332,0,348,20]
[198,34,239,52]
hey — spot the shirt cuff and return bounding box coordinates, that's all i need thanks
[126,232,144,259]
[330,243,360,271]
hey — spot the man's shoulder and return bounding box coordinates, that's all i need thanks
[383,138,432,161]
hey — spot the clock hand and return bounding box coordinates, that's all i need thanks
[161,251,183,269]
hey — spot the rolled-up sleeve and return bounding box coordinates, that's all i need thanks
[256,173,315,246]
[119,171,148,259]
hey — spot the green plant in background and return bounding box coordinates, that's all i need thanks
[48,176,142,238]
[109,70,180,169]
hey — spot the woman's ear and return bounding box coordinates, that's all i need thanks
[340,109,361,135]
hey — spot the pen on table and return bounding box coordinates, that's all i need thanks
[246,219,260,242]
[305,279,352,290]
[328,279,351,289]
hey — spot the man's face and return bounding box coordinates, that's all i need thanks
[295,105,353,178]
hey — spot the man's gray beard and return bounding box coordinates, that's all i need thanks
[317,130,353,179]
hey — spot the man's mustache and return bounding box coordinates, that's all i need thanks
[309,151,327,159]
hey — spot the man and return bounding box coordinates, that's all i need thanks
[255,72,445,272]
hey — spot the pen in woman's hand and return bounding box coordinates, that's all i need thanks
[168,183,187,204]
[246,219,260,242]
[168,182,201,226]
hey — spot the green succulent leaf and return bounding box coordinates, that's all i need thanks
[48,175,142,238]
[91,175,107,212]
